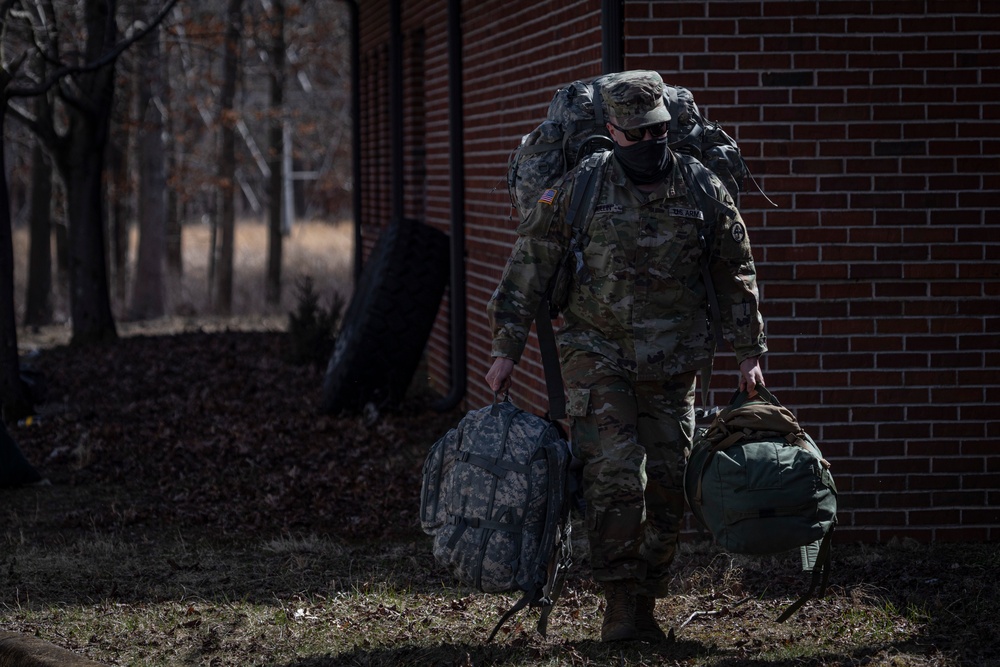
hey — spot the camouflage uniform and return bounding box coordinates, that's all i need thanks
[487,72,767,598]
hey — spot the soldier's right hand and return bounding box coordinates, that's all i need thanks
[486,357,515,394]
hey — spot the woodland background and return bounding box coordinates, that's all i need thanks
[2,0,352,421]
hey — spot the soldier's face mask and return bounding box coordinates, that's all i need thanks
[614,134,673,185]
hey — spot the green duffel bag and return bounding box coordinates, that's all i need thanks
[684,386,838,621]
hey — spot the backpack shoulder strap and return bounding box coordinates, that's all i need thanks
[675,153,731,407]
[535,150,611,421]
[565,150,610,241]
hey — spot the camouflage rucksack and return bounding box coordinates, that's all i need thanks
[506,74,747,222]
[503,77,750,420]
[684,387,838,621]
[420,398,573,642]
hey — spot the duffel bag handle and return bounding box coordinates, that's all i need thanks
[729,384,781,410]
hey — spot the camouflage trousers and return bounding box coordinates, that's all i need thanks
[562,349,697,598]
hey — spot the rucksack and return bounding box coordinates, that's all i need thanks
[420,398,574,642]
[506,75,747,223]
[504,75,746,420]
[683,386,838,621]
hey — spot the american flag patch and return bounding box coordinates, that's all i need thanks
[538,188,558,205]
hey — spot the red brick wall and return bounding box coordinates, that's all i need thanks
[459,0,604,414]
[357,0,1000,543]
[620,1,1000,544]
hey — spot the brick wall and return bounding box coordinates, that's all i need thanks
[357,0,1000,543]
[622,0,1000,543]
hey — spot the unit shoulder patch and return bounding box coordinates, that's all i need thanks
[731,222,747,243]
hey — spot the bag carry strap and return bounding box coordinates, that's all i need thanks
[535,299,566,420]
[775,526,834,623]
[697,238,724,409]
[729,385,781,410]
[538,449,573,637]
[487,588,536,643]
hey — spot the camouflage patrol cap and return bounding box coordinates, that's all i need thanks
[600,70,672,130]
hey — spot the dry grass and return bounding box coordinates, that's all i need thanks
[1,508,996,667]
[13,219,354,349]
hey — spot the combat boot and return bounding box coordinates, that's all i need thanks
[601,581,637,642]
[635,595,668,642]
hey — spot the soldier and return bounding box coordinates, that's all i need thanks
[485,70,767,642]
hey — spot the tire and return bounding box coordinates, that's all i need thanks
[1,423,41,487]
[321,219,449,414]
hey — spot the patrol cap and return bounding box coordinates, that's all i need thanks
[600,70,672,130]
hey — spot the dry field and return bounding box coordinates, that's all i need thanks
[12,219,354,348]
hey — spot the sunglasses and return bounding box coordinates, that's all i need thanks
[611,121,669,142]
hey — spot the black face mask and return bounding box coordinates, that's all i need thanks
[614,135,673,185]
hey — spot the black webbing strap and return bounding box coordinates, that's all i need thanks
[593,80,605,129]
[775,526,835,623]
[535,299,566,420]
[536,443,574,638]
[445,512,522,550]
[534,152,608,421]
[698,237,726,408]
[677,154,733,408]
[487,588,536,643]
[536,522,573,637]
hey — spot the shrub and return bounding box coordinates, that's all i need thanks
[287,277,344,367]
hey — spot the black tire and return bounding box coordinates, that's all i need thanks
[1,422,41,487]
[321,219,449,414]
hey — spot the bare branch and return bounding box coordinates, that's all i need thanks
[17,0,63,71]
[6,0,182,99]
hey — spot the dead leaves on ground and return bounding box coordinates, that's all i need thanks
[14,331,460,541]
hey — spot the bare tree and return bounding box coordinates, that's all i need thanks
[265,0,285,305]
[129,23,167,320]
[0,0,179,421]
[4,0,180,345]
[213,0,245,315]
[24,133,53,327]
[0,71,33,421]
[41,0,121,345]
[3,0,352,355]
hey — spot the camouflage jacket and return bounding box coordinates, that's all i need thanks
[487,151,767,382]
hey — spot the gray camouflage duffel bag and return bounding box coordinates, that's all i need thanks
[420,397,573,642]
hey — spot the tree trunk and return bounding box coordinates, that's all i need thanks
[165,47,182,276]
[129,25,167,320]
[108,137,129,306]
[0,102,32,422]
[63,141,118,345]
[266,0,286,305]
[52,0,120,346]
[24,137,53,328]
[214,0,244,315]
